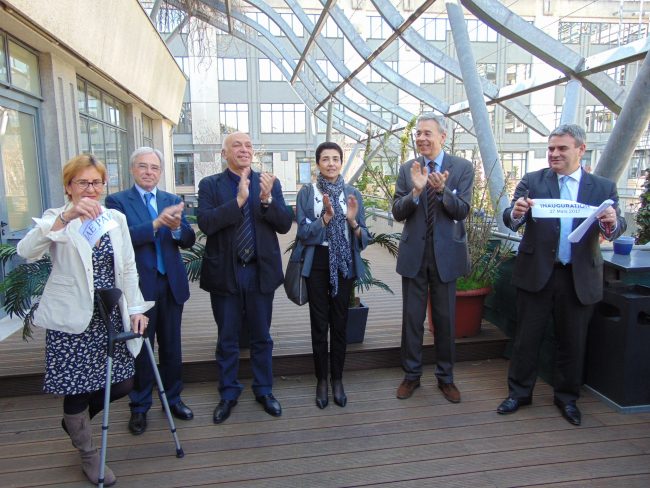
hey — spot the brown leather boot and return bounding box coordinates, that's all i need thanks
[63,411,116,486]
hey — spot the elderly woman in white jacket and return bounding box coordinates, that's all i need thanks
[17,154,152,487]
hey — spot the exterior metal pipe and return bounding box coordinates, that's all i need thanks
[446,0,509,233]
[560,78,581,125]
[595,54,650,182]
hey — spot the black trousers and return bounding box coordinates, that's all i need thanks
[305,246,354,380]
[507,265,594,405]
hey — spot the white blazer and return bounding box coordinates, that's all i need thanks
[17,204,154,357]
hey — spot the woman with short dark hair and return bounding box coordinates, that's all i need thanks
[295,142,369,409]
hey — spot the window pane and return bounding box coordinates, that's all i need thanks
[88,120,106,164]
[8,40,41,95]
[0,36,7,83]
[1,109,42,233]
[79,117,90,153]
[104,127,120,194]
[115,101,126,128]
[174,154,195,186]
[87,84,102,119]
[77,78,86,114]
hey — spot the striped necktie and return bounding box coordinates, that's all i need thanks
[426,160,437,234]
[236,199,255,263]
[144,192,166,274]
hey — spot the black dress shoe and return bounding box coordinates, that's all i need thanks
[128,412,147,435]
[213,399,237,424]
[316,379,328,409]
[169,400,194,420]
[496,396,532,414]
[554,398,581,426]
[256,393,282,417]
[332,379,347,408]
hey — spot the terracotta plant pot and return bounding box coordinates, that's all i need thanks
[428,287,492,339]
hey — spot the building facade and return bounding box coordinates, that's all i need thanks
[0,0,186,309]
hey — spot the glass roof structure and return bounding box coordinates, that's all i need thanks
[149,0,647,138]
[143,0,650,196]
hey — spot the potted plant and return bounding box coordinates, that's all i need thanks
[0,243,51,341]
[635,168,650,244]
[428,159,513,338]
[346,231,400,343]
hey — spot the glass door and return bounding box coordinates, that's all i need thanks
[0,100,42,242]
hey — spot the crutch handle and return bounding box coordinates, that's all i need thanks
[113,331,141,342]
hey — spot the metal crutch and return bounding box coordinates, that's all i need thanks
[96,288,184,488]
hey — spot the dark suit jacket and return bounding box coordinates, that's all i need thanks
[197,169,292,296]
[503,168,626,305]
[105,186,196,304]
[392,154,474,283]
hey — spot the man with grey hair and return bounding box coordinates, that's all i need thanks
[392,113,474,404]
[106,147,196,434]
[497,124,625,426]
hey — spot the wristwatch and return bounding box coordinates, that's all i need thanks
[261,195,273,205]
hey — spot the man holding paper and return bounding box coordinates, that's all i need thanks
[106,147,196,435]
[497,124,626,426]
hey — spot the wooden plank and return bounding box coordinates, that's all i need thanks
[1,362,650,488]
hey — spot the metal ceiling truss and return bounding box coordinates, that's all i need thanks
[284,0,416,126]
[460,0,629,114]
[189,0,376,137]
[370,0,549,136]
[290,0,336,84]
[160,0,648,141]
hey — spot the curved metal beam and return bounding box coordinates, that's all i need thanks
[370,0,549,136]
[195,0,388,133]
[290,0,337,84]
[319,0,474,132]
[284,0,416,125]
[167,0,365,139]
[460,0,628,114]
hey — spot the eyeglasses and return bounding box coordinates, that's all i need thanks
[72,179,106,190]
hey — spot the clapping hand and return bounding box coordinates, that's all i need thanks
[347,195,358,223]
[322,194,335,225]
[259,172,276,202]
[236,167,251,207]
[158,202,184,230]
[410,162,428,197]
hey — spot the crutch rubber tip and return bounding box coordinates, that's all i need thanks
[176,448,185,458]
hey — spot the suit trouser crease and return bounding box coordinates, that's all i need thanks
[507,267,593,404]
[129,273,184,412]
[210,262,274,400]
[401,238,455,382]
[305,255,354,380]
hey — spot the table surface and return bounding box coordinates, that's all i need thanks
[602,248,650,271]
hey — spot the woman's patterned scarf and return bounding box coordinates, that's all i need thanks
[317,173,352,296]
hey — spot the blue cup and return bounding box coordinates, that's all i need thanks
[613,236,634,255]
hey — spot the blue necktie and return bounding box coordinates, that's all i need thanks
[236,199,255,263]
[144,192,166,274]
[558,176,572,264]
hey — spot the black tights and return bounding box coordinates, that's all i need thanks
[63,378,134,418]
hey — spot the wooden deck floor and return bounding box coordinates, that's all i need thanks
[1,360,649,488]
